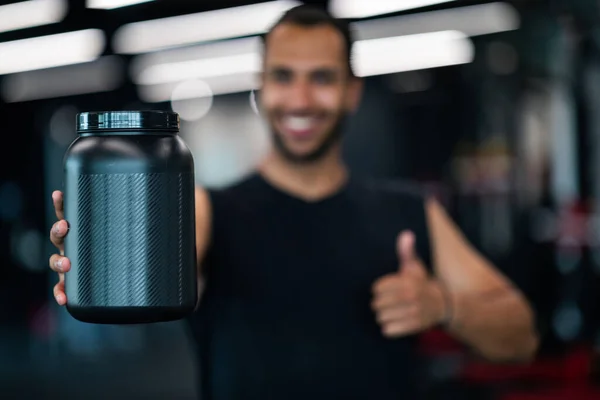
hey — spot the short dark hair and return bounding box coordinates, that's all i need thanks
[261,4,356,78]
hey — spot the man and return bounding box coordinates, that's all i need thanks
[49,5,539,400]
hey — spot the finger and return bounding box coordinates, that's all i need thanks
[371,290,416,311]
[53,279,67,306]
[52,191,64,221]
[49,254,71,273]
[372,274,405,295]
[375,304,419,324]
[397,231,428,279]
[400,258,428,280]
[381,319,422,338]
[50,220,69,252]
[396,230,417,268]
[372,274,416,296]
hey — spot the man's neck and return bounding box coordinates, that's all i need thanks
[258,149,348,202]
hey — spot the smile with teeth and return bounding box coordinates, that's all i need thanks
[283,116,318,134]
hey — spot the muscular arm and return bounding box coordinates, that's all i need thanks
[426,198,539,362]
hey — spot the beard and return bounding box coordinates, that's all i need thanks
[270,113,347,164]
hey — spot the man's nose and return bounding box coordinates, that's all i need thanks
[287,81,312,110]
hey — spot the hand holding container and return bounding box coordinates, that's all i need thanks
[63,110,197,324]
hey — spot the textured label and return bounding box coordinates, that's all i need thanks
[68,172,195,308]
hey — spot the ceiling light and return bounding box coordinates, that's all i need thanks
[353,30,474,77]
[112,0,300,54]
[130,37,263,86]
[86,0,155,10]
[353,2,520,41]
[136,53,262,86]
[330,0,456,19]
[138,73,260,103]
[0,0,68,34]
[0,29,105,75]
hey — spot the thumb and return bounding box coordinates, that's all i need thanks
[397,230,419,272]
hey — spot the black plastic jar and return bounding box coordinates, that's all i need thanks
[63,110,197,324]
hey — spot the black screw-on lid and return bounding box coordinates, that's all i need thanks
[77,110,180,132]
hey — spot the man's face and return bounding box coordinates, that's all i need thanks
[259,23,362,163]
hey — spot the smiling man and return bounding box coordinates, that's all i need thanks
[49,5,539,400]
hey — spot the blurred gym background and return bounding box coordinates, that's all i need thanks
[1,0,600,399]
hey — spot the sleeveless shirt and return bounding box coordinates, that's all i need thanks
[188,173,433,400]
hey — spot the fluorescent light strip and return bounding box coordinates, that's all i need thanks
[352,2,519,41]
[2,56,124,102]
[330,0,455,18]
[353,30,473,77]
[0,0,68,34]
[137,53,262,85]
[130,37,262,77]
[0,29,105,75]
[112,0,301,54]
[138,72,260,103]
[86,0,155,10]
[137,30,472,102]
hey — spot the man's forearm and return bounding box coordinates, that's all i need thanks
[443,285,539,363]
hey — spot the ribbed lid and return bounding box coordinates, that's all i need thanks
[77,110,179,132]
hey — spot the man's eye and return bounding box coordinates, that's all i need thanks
[271,70,292,83]
[312,72,336,84]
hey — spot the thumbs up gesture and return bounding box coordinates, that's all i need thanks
[371,230,449,338]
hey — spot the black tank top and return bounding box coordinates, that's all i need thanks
[188,173,433,400]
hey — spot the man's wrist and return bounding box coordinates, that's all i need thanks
[429,279,453,328]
